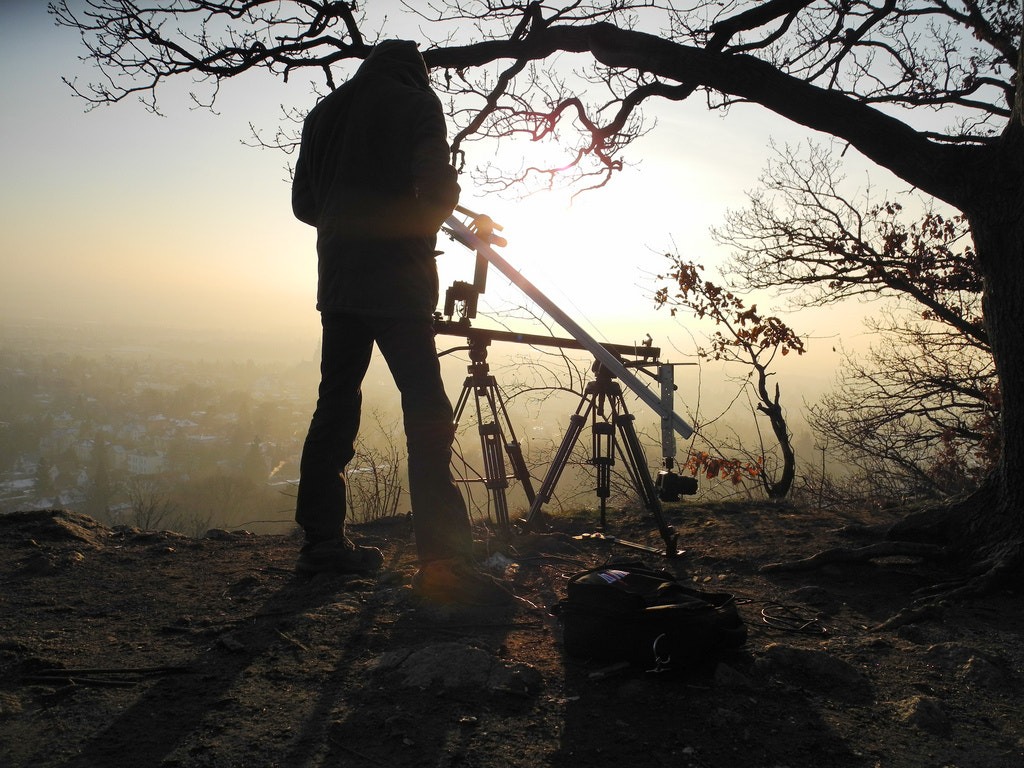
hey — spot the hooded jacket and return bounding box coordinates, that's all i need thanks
[292,40,461,317]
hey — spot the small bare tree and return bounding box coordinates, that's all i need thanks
[345,411,406,523]
[122,475,177,531]
[655,259,804,498]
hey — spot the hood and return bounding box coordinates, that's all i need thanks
[356,39,430,89]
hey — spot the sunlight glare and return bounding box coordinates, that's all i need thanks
[445,134,718,351]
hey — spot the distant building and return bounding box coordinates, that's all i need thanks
[127,451,168,476]
[75,439,94,462]
[146,414,169,434]
[0,477,35,512]
[172,418,199,433]
[40,427,79,454]
[109,445,127,471]
[119,422,147,443]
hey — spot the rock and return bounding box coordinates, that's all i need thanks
[491,662,544,695]
[790,585,836,610]
[896,624,928,644]
[924,642,1008,688]
[0,691,24,718]
[204,529,254,540]
[380,643,491,688]
[896,695,951,736]
[16,549,86,576]
[708,707,744,728]
[217,634,247,653]
[17,551,57,576]
[376,642,543,694]
[924,642,984,668]
[959,655,1009,690]
[754,643,867,692]
[0,509,109,549]
[384,713,414,738]
[225,575,263,598]
[714,662,755,689]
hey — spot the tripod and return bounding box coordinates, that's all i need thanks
[521,361,679,556]
[451,334,536,536]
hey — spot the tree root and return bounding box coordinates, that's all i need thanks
[870,547,1023,629]
[913,542,1023,603]
[763,536,1022,631]
[873,602,946,631]
[760,541,949,573]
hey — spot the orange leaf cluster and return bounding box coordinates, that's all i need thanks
[655,259,805,360]
[682,451,762,485]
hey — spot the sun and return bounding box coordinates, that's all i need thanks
[439,127,733,353]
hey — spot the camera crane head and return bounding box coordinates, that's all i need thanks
[441,206,507,324]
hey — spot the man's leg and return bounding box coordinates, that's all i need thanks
[376,316,512,606]
[295,314,383,573]
[374,315,473,562]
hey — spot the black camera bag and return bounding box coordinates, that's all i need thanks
[558,561,746,669]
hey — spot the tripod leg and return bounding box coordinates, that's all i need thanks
[450,372,513,535]
[506,443,535,505]
[451,342,539,536]
[592,421,614,530]
[475,380,511,535]
[614,415,659,510]
[490,382,537,504]
[521,396,594,532]
[478,420,510,533]
[452,375,473,428]
[614,407,679,556]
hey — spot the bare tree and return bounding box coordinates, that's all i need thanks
[810,305,998,499]
[345,411,406,523]
[122,475,177,531]
[714,143,997,498]
[52,0,1024,588]
[655,259,803,498]
[717,143,985,348]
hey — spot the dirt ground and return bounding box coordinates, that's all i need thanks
[1,501,1022,768]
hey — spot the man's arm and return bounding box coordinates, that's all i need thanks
[410,97,460,232]
[292,122,319,227]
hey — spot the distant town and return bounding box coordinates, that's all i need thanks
[0,318,703,536]
[0,320,335,534]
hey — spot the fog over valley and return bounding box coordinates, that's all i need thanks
[0,315,830,535]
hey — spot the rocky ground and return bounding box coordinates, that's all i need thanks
[1,501,1022,768]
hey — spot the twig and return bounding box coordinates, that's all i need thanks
[329,736,386,766]
[18,665,191,688]
[760,542,948,573]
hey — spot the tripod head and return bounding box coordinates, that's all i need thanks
[441,206,508,322]
[445,205,507,250]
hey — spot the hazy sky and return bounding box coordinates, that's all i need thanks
[0,0,880,422]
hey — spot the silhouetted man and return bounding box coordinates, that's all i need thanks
[291,40,511,606]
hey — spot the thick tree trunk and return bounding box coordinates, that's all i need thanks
[965,209,1024,556]
[887,127,1024,587]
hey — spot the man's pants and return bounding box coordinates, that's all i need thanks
[295,312,473,563]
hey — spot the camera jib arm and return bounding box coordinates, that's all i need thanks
[439,207,697,557]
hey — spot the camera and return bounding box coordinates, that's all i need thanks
[656,470,698,502]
